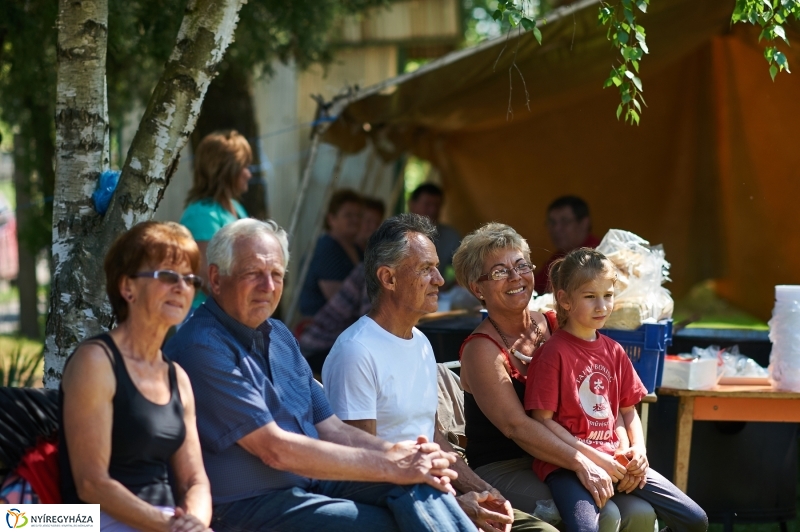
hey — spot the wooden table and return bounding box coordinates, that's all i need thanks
[659,385,800,492]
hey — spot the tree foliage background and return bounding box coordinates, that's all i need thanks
[0,0,390,255]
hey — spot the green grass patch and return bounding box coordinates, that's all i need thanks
[0,335,44,387]
[0,179,14,211]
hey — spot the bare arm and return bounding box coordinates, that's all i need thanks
[319,280,343,301]
[342,419,377,437]
[63,345,174,532]
[460,338,614,507]
[237,415,456,492]
[530,409,625,481]
[169,366,212,529]
[319,416,387,451]
[620,406,649,477]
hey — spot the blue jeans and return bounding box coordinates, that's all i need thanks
[546,468,708,532]
[210,480,475,532]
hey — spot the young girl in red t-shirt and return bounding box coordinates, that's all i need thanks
[524,248,706,532]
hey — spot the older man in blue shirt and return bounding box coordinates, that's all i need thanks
[165,218,474,532]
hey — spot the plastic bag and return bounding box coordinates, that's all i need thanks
[532,499,562,525]
[718,345,768,378]
[92,169,121,215]
[596,229,673,330]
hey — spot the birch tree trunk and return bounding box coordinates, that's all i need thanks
[44,0,247,388]
[45,0,110,387]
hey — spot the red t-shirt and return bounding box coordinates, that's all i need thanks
[524,328,647,481]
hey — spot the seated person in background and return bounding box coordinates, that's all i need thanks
[181,130,252,308]
[299,263,371,375]
[299,189,363,317]
[527,248,707,532]
[535,196,601,295]
[408,183,461,276]
[300,197,384,373]
[356,196,386,252]
[60,222,211,532]
[323,214,556,532]
[165,218,475,532]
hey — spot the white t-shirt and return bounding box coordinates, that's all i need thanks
[322,315,438,443]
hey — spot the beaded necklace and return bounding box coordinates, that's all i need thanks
[486,313,544,365]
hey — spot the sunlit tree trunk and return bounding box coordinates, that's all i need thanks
[44,0,247,388]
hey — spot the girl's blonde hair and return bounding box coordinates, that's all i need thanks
[185,130,252,207]
[549,248,616,328]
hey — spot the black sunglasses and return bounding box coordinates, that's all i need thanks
[131,270,203,290]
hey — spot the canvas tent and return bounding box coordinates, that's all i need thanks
[318,0,800,321]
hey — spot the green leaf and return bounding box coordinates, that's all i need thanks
[521,17,535,31]
[492,9,503,20]
[636,0,648,12]
[612,76,623,86]
[632,60,640,73]
[633,98,642,112]
[624,7,635,25]
[617,103,624,120]
[770,64,779,80]
[774,24,788,42]
[508,13,518,26]
[622,92,632,104]
[532,26,543,45]
[618,30,630,44]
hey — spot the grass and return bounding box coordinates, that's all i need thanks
[0,335,44,387]
[673,281,769,331]
[0,178,14,211]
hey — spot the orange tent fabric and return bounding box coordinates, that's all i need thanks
[324,0,800,320]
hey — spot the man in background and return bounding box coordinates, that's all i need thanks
[534,195,600,294]
[408,183,461,274]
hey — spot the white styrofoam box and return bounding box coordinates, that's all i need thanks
[661,357,719,390]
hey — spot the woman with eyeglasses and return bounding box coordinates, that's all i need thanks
[452,223,655,532]
[59,221,212,532]
[181,130,252,310]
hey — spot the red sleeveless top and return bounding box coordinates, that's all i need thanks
[458,310,557,469]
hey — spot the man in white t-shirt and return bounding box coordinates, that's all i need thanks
[323,214,557,532]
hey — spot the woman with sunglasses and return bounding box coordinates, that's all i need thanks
[59,221,212,532]
[452,223,655,532]
[181,130,252,310]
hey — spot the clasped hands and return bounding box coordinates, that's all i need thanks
[388,435,460,494]
[612,444,649,494]
[579,444,649,507]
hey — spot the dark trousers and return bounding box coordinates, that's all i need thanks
[546,468,708,532]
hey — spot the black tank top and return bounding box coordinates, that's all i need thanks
[462,357,528,469]
[59,333,186,506]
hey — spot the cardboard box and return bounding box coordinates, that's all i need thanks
[661,356,719,390]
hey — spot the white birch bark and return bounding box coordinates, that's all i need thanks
[44,0,247,388]
[45,0,110,386]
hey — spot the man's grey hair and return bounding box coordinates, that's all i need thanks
[364,213,437,305]
[207,218,290,275]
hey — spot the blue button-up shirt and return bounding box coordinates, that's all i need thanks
[164,297,334,504]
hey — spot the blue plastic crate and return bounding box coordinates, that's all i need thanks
[599,320,673,393]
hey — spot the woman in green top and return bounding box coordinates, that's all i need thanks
[180,130,252,308]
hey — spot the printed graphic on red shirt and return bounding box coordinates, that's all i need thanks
[578,370,611,420]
